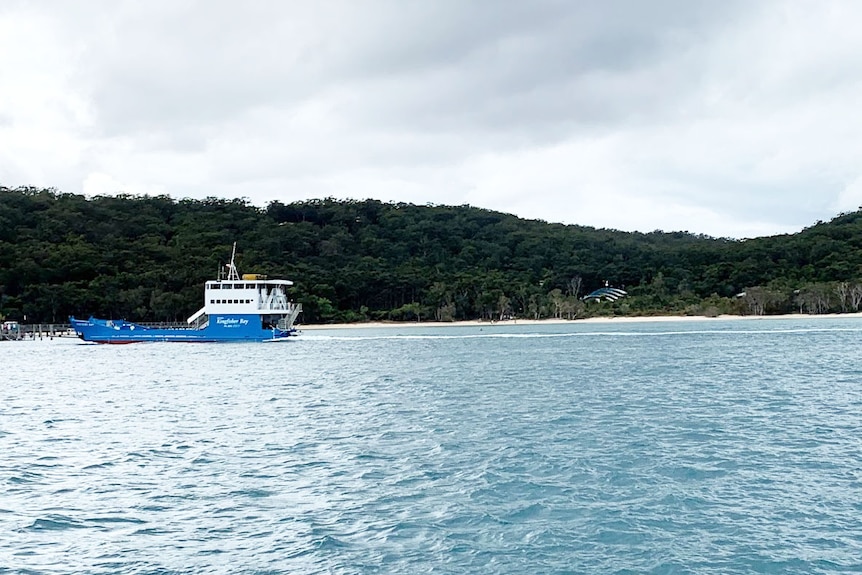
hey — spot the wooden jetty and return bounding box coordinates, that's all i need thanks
[1,322,75,341]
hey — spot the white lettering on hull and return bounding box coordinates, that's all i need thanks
[215,317,249,327]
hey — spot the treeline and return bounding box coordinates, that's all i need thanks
[1,186,862,323]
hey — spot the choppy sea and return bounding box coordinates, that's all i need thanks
[2,318,862,574]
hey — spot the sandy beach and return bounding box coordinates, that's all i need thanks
[298,312,862,330]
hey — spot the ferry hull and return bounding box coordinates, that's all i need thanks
[70,315,297,343]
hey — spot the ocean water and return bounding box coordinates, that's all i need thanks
[2,318,862,574]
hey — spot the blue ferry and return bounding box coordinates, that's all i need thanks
[70,246,302,343]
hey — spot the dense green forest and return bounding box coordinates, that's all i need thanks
[2,186,862,324]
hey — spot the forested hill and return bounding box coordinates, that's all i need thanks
[2,186,861,323]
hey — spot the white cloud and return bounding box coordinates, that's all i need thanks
[0,6,91,186]
[833,176,862,214]
[2,1,862,238]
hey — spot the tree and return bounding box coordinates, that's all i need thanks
[851,283,862,311]
[497,294,511,321]
[742,286,781,316]
[567,275,582,299]
[795,284,832,314]
[548,289,565,319]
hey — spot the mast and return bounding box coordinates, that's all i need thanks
[226,242,240,281]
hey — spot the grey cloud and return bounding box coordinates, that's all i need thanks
[328,1,749,145]
[79,1,746,141]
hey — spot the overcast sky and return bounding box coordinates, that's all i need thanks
[2,1,861,238]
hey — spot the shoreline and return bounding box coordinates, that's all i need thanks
[299,312,862,330]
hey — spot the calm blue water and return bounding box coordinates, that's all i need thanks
[2,318,862,574]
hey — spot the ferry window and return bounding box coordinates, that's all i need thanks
[210,299,214,304]
[210,284,220,290]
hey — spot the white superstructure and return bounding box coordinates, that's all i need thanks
[186,243,302,330]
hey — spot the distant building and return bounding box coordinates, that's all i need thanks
[582,286,627,303]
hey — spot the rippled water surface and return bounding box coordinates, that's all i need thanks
[2,318,862,574]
